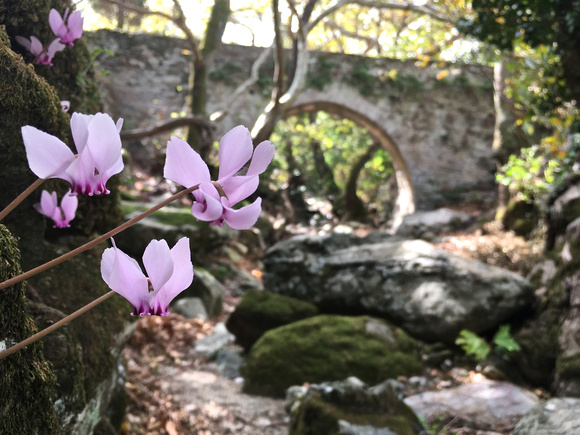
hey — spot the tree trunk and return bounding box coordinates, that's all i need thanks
[342,142,380,222]
[283,140,311,223]
[186,0,230,161]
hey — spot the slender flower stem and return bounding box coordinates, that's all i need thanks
[0,184,200,291]
[0,291,115,361]
[0,178,45,222]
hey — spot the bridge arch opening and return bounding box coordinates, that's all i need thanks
[283,102,415,229]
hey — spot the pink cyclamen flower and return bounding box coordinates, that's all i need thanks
[34,190,78,228]
[164,126,275,230]
[101,238,194,316]
[15,35,65,66]
[22,112,124,196]
[60,101,70,113]
[49,8,83,46]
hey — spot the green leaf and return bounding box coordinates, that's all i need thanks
[492,325,521,353]
[455,330,490,361]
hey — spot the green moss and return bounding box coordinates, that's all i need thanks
[343,63,377,97]
[307,57,337,91]
[242,315,422,397]
[29,237,129,398]
[121,202,203,228]
[226,289,319,351]
[501,198,539,237]
[0,225,59,433]
[1,2,121,240]
[556,354,580,378]
[290,388,423,435]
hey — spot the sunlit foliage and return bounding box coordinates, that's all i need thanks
[271,111,394,218]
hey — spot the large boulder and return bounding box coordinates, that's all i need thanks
[513,176,580,394]
[287,377,425,435]
[404,380,539,432]
[225,289,319,351]
[396,208,473,240]
[514,398,580,434]
[264,234,533,343]
[242,315,422,397]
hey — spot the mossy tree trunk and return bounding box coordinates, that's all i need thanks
[0,2,130,430]
[0,225,60,434]
[0,0,122,255]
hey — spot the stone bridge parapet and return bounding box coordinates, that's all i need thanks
[89,30,496,214]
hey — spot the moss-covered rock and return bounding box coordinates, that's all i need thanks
[500,198,540,237]
[242,315,422,397]
[226,289,319,351]
[287,377,424,435]
[0,225,59,433]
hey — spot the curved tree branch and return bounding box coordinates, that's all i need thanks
[306,0,454,35]
[120,116,213,141]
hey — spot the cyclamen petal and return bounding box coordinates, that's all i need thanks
[101,238,194,316]
[153,238,194,315]
[164,136,210,188]
[142,240,174,293]
[217,126,253,181]
[190,182,224,223]
[22,112,123,196]
[49,8,83,46]
[163,126,274,230]
[22,126,75,179]
[34,190,78,228]
[221,197,262,230]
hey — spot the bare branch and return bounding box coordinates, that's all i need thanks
[120,116,212,141]
[103,0,202,63]
[287,0,306,41]
[322,20,380,52]
[272,0,286,105]
[210,46,273,122]
[306,0,454,34]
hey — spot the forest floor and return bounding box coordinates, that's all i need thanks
[118,187,544,434]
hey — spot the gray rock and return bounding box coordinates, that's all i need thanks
[514,398,580,434]
[170,297,208,320]
[264,234,533,342]
[338,421,398,435]
[184,268,225,318]
[286,377,425,435]
[215,348,245,379]
[396,208,473,240]
[404,380,539,431]
[195,323,234,360]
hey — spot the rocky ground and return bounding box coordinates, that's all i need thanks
[118,215,544,435]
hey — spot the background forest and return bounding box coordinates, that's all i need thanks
[81,0,579,231]
[1,0,580,433]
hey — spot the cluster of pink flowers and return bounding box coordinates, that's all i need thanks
[16,8,83,66]
[22,114,274,316]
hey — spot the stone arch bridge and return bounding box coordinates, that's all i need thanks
[90,30,496,217]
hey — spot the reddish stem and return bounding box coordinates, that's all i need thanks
[0,291,115,361]
[0,184,199,291]
[0,178,45,222]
